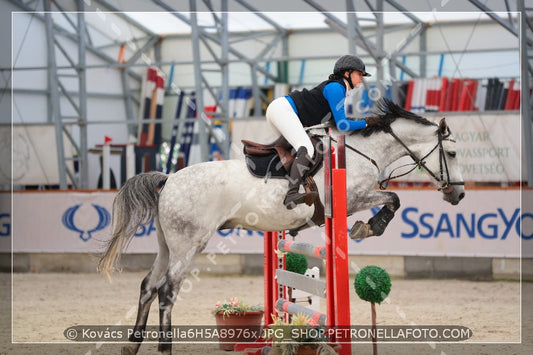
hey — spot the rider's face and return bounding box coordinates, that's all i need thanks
[350,70,364,89]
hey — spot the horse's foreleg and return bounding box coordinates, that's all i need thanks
[367,203,397,236]
[348,191,400,239]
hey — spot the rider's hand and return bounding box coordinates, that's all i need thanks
[365,116,381,127]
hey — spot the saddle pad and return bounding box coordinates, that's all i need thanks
[245,153,288,179]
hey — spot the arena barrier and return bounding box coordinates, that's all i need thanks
[240,135,353,354]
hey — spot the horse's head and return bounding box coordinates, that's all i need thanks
[423,118,466,205]
[366,98,465,205]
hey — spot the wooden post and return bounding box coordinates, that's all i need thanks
[372,302,378,355]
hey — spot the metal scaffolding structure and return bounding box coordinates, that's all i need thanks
[519,0,533,189]
[4,0,532,188]
[42,0,88,189]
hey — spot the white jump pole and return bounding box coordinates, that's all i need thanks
[126,137,136,180]
[102,136,111,190]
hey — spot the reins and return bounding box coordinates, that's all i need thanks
[307,122,381,174]
[328,135,380,173]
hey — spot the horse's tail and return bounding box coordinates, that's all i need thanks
[97,171,168,280]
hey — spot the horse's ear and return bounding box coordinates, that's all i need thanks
[438,118,448,134]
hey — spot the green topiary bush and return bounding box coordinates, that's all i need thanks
[286,252,308,275]
[353,265,391,304]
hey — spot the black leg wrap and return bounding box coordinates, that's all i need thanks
[158,342,172,353]
[128,278,157,343]
[121,346,138,355]
[368,206,395,236]
[157,282,174,354]
[128,329,145,343]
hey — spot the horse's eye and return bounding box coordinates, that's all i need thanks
[447,151,456,158]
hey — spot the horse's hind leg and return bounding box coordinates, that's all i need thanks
[122,220,169,355]
[157,274,185,354]
[156,230,207,354]
[156,256,193,355]
[121,270,158,355]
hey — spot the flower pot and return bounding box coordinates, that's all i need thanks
[266,343,341,355]
[214,311,264,351]
[297,344,341,354]
[297,346,319,355]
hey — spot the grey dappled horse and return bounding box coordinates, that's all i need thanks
[98,98,465,354]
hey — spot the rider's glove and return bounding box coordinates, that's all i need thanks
[365,116,381,127]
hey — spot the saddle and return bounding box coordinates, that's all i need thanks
[242,136,324,180]
[242,136,325,231]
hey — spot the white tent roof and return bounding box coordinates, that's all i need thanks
[123,11,507,35]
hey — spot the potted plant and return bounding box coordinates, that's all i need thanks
[354,265,392,355]
[266,313,340,355]
[212,297,264,351]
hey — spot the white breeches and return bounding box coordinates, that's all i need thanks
[265,97,315,157]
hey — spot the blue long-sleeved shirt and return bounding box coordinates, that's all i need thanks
[322,81,367,131]
[287,78,367,131]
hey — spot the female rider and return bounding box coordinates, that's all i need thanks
[265,54,381,209]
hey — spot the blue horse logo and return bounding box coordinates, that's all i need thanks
[62,204,111,242]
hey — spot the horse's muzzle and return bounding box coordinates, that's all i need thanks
[442,184,465,205]
[441,184,454,194]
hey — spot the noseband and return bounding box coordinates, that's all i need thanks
[379,125,465,192]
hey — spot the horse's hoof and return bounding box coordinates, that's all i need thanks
[349,221,372,239]
[121,345,137,355]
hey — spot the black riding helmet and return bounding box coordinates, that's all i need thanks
[333,55,371,89]
[334,55,371,77]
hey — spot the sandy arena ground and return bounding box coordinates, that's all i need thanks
[2,271,533,354]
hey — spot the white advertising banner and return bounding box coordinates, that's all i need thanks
[5,191,155,253]
[450,114,521,182]
[1,189,531,257]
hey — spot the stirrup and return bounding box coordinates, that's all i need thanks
[284,191,317,210]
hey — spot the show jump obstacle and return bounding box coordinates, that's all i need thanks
[262,135,352,354]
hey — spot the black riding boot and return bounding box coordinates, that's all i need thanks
[284,146,317,209]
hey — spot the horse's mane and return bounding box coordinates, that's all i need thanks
[353,97,436,137]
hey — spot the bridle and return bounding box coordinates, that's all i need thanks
[315,122,465,193]
[377,124,465,193]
